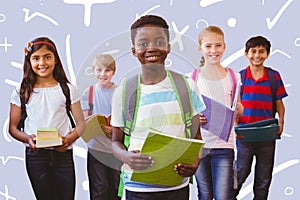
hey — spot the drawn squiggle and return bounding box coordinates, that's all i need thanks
[23,8,58,26]
[63,0,117,27]
[294,38,300,47]
[101,49,120,55]
[170,21,189,51]
[282,132,292,138]
[0,185,16,200]
[284,186,294,196]
[135,5,160,19]
[0,37,13,52]
[270,49,291,58]
[0,156,24,165]
[4,79,19,87]
[237,159,300,199]
[2,117,11,143]
[0,13,5,23]
[5,61,22,87]
[199,0,223,7]
[221,48,244,67]
[65,34,77,86]
[266,0,294,30]
[10,61,22,69]
[195,19,208,29]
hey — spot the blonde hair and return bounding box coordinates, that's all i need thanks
[198,26,225,67]
[92,54,116,72]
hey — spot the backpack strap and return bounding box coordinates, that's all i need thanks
[265,67,277,117]
[192,67,237,104]
[17,96,27,131]
[168,70,192,138]
[123,74,140,136]
[227,68,237,104]
[122,74,140,149]
[191,68,198,81]
[122,70,192,139]
[88,85,94,116]
[17,82,76,131]
[239,68,246,98]
[60,82,76,128]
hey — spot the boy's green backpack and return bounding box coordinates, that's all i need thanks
[118,70,196,196]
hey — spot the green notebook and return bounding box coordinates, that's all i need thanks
[130,129,205,186]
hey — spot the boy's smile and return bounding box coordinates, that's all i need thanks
[93,65,114,88]
[245,45,269,67]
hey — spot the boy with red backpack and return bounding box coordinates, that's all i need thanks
[81,54,122,200]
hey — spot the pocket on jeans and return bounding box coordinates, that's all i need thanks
[26,147,39,157]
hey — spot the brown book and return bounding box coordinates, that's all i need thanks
[81,114,111,142]
[36,128,62,148]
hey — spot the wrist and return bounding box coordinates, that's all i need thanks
[67,129,79,143]
[121,150,130,164]
[26,134,35,146]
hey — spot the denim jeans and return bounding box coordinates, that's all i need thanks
[195,148,234,200]
[125,185,189,200]
[25,147,75,200]
[232,140,275,200]
[88,149,122,200]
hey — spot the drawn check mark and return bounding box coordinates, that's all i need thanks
[200,0,223,7]
[266,0,294,29]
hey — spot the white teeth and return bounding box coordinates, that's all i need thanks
[38,68,47,72]
[147,56,158,61]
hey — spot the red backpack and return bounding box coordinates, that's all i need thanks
[88,85,94,116]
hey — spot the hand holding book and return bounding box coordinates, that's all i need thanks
[235,118,280,142]
[81,114,111,142]
[35,128,62,148]
[130,128,204,186]
[174,159,200,178]
[123,150,154,171]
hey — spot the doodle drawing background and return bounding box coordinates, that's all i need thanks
[1,0,299,199]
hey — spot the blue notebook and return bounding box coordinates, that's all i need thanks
[235,118,280,142]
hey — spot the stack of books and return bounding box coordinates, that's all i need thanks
[36,128,62,148]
